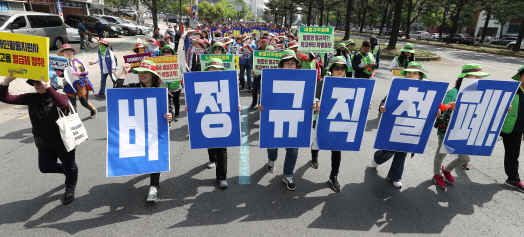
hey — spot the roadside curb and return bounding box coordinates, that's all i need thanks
[380,55,442,61]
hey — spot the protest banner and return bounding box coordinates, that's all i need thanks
[316,77,376,151]
[270,29,279,35]
[145,55,181,81]
[259,69,317,148]
[0,32,49,81]
[441,79,520,156]
[298,26,334,54]
[184,70,241,149]
[49,56,68,71]
[242,28,252,35]
[280,30,286,34]
[124,52,153,72]
[230,44,242,56]
[261,27,270,36]
[241,45,253,57]
[253,51,282,74]
[374,78,449,153]
[106,88,170,177]
[392,70,402,78]
[232,27,241,37]
[222,29,231,38]
[211,27,219,38]
[214,37,225,43]
[252,27,261,37]
[200,54,235,71]
[235,56,239,70]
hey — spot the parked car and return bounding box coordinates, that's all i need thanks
[64,23,80,42]
[123,20,150,35]
[95,15,137,36]
[431,33,440,39]
[166,15,179,23]
[384,30,405,38]
[507,41,524,50]
[439,33,474,45]
[65,15,123,38]
[411,31,432,40]
[0,11,68,49]
[491,37,518,46]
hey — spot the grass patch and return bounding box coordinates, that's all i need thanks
[333,36,438,57]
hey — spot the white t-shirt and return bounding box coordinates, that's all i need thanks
[388,58,399,70]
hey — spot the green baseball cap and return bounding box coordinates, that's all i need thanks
[401,43,415,53]
[160,45,176,56]
[512,65,524,80]
[132,60,160,77]
[327,56,350,73]
[278,49,301,68]
[345,39,355,46]
[203,58,226,71]
[337,43,347,50]
[400,61,427,79]
[456,63,490,78]
[211,42,228,54]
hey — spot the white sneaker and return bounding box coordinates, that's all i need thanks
[387,177,402,189]
[207,162,216,169]
[146,186,157,202]
[219,180,228,188]
[371,157,378,169]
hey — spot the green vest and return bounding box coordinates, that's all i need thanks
[502,90,521,134]
[301,59,316,70]
[394,56,408,68]
[359,52,375,75]
[347,54,353,72]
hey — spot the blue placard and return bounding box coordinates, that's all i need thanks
[0,2,9,10]
[374,78,449,153]
[280,30,287,34]
[184,70,241,149]
[232,27,241,36]
[270,29,279,35]
[222,29,231,37]
[317,77,376,151]
[242,28,251,35]
[261,27,270,35]
[259,69,317,148]
[252,26,261,37]
[106,88,170,177]
[211,27,219,38]
[441,79,520,156]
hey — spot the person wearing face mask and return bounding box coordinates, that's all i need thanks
[188,37,207,72]
[182,29,194,59]
[310,56,351,192]
[500,65,524,192]
[238,34,253,91]
[249,36,270,109]
[185,58,241,188]
[115,61,173,202]
[389,43,415,71]
[0,73,77,205]
[432,63,489,189]
[145,38,160,55]
[90,39,116,99]
[56,44,97,119]
[372,61,432,189]
[352,41,375,79]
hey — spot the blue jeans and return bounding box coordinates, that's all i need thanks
[98,73,110,95]
[373,150,407,182]
[239,64,251,87]
[267,148,299,177]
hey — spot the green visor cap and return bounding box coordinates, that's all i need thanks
[278,49,301,68]
[337,43,347,50]
[456,63,490,78]
[511,65,524,80]
[132,60,161,77]
[401,43,416,53]
[160,45,176,56]
[345,39,355,46]
[211,42,228,53]
[327,56,350,73]
[400,61,427,79]
[203,57,226,71]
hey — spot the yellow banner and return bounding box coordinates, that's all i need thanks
[392,70,403,78]
[145,55,181,81]
[0,32,49,81]
[235,56,239,70]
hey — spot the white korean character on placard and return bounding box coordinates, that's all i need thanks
[448,89,513,146]
[326,87,366,142]
[390,87,436,144]
[269,80,305,138]
[195,80,232,138]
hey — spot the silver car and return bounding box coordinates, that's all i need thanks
[123,19,150,35]
[0,11,68,49]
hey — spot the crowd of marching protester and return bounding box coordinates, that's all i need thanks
[1,22,523,206]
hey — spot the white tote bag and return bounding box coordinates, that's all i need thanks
[56,102,88,152]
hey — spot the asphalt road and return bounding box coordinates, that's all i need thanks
[1,25,524,236]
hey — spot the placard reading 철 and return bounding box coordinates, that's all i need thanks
[0,32,49,81]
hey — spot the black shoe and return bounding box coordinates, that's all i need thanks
[240,85,245,90]
[267,160,274,173]
[282,176,296,191]
[174,115,179,122]
[246,86,252,92]
[329,176,341,192]
[63,190,75,205]
[311,157,319,169]
[90,109,97,119]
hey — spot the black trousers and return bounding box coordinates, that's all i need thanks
[346,72,353,78]
[168,90,182,118]
[38,147,78,191]
[501,132,523,182]
[207,148,228,180]
[150,173,160,187]
[311,150,342,176]
[251,78,260,106]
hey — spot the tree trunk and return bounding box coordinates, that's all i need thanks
[499,21,507,39]
[387,0,404,50]
[343,0,352,40]
[359,11,367,33]
[386,1,395,32]
[480,8,491,43]
[513,17,524,52]
[405,0,413,39]
[439,4,449,39]
[319,0,324,27]
[447,0,464,44]
[379,0,390,35]
[307,2,313,26]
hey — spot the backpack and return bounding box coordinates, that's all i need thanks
[434,109,452,133]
